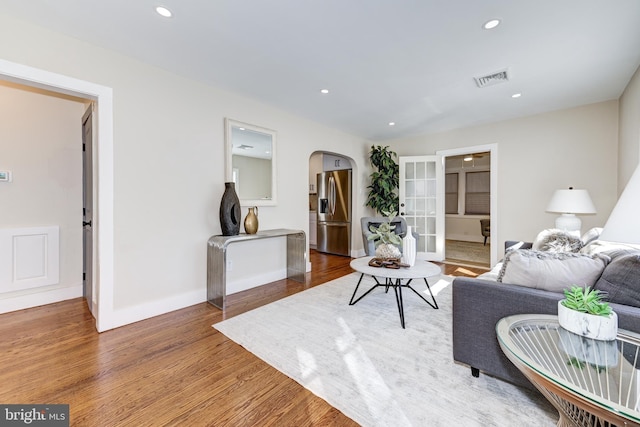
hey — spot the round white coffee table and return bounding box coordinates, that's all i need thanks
[349,256,442,328]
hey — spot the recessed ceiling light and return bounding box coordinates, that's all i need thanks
[512,93,522,98]
[320,89,329,94]
[483,19,500,30]
[388,122,395,126]
[156,6,173,18]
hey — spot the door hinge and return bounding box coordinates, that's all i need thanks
[83,143,86,152]
[83,272,86,281]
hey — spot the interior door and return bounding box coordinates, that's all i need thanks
[399,155,444,261]
[82,105,94,315]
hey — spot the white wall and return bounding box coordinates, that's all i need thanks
[0,13,369,327]
[386,101,619,256]
[618,64,640,192]
[0,82,84,303]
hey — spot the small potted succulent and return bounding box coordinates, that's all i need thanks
[558,285,618,341]
[367,210,402,259]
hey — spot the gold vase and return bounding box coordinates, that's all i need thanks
[244,206,259,234]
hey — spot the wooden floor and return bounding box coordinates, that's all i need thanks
[0,251,486,426]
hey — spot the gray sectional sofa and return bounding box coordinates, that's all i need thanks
[452,237,640,390]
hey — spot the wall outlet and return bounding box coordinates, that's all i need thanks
[226,260,233,271]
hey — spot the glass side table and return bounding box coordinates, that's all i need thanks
[497,314,640,427]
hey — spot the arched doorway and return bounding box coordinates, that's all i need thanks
[308,151,354,257]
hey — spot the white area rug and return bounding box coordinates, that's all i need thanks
[213,273,557,426]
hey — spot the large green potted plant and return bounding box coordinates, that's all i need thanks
[366,145,399,215]
[558,285,617,341]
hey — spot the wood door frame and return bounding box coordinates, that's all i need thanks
[0,58,114,332]
[437,144,498,267]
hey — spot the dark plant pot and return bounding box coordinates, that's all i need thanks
[220,182,241,236]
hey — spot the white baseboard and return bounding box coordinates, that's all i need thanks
[101,269,290,331]
[0,284,82,314]
[100,288,206,332]
[227,268,287,295]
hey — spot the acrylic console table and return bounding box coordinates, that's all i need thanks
[207,229,306,309]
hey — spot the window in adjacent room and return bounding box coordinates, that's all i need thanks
[465,171,490,215]
[445,173,459,214]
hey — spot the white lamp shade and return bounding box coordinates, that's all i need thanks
[546,189,597,214]
[600,166,640,244]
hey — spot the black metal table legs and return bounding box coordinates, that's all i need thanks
[349,273,439,328]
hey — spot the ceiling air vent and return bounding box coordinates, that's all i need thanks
[474,69,509,88]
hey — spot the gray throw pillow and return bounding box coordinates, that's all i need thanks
[594,251,640,306]
[498,249,609,292]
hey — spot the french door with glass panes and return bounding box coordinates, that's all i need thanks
[399,156,444,261]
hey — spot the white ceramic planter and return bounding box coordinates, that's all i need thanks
[558,301,618,341]
[557,327,619,367]
[375,243,401,259]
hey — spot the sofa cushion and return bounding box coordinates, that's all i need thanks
[497,249,609,292]
[594,251,640,306]
[580,240,640,256]
[532,229,583,253]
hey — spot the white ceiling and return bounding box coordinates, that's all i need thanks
[2,0,640,141]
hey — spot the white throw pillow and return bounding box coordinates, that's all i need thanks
[532,229,583,253]
[476,261,503,281]
[497,249,609,292]
[506,241,525,252]
[581,227,603,246]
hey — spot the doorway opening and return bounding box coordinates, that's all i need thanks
[0,58,114,332]
[437,144,497,268]
[308,151,355,258]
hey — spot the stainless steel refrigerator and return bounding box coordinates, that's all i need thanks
[317,169,352,256]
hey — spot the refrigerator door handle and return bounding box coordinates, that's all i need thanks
[329,176,336,216]
[332,177,337,216]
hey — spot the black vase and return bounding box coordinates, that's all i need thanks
[220,182,241,236]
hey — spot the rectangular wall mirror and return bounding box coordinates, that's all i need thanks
[225,118,277,206]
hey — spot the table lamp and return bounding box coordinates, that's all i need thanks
[546,187,596,235]
[599,166,640,244]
